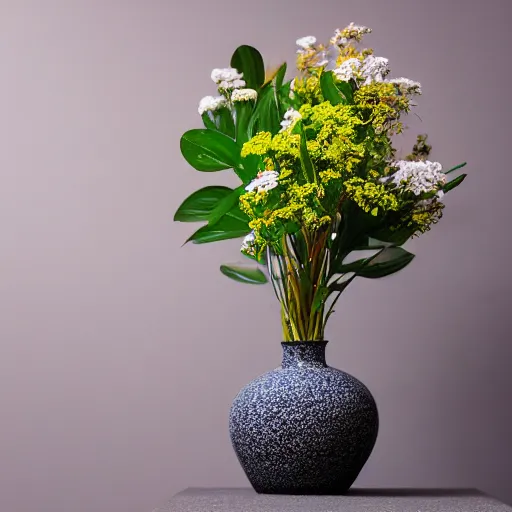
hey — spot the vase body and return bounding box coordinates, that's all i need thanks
[229,341,379,495]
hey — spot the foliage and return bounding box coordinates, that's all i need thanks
[174,23,467,341]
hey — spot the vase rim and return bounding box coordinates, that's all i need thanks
[281,340,328,347]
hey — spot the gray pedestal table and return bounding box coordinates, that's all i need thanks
[152,487,512,512]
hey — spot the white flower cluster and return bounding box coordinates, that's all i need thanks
[360,55,390,84]
[295,35,328,67]
[198,95,227,115]
[211,67,246,90]
[231,88,258,103]
[296,36,316,50]
[330,22,372,46]
[333,55,389,85]
[387,77,422,96]
[388,160,447,196]
[333,58,361,82]
[241,231,256,255]
[245,170,279,194]
[280,108,302,132]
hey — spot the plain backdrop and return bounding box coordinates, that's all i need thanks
[1,1,511,511]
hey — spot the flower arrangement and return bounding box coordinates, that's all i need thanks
[175,23,467,342]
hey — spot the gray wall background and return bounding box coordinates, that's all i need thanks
[1,1,511,511]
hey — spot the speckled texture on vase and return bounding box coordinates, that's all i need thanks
[229,341,379,495]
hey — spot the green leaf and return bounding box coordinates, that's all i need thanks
[238,154,260,185]
[330,274,356,292]
[337,80,354,103]
[274,62,287,90]
[231,45,265,91]
[220,264,267,284]
[298,122,317,184]
[249,83,280,134]
[320,71,346,105]
[215,107,236,139]
[201,112,217,131]
[357,247,415,279]
[234,101,254,146]
[180,129,240,172]
[443,173,467,192]
[370,226,414,246]
[174,186,233,222]
[207,186,245,226]
[186,215,249,244]
[445,162,467,174]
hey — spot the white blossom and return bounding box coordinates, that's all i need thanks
[198,95,227,115]
[313,51,329,67]
[360,55,390,85]
[330,23,371,45]
[245,170,279,194]
[241,231,256,255]
[211,67,243,84]
[387,77,422,96]
[387,160,447,195]
[231,88,258,102]
[296,36,316,50]
[279,108,302,132]
[330,29,348,47]
[218,78,246,90]
[333,58,361,82]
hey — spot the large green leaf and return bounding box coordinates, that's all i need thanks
[186,214,249,244]
[231,45,265,91]
[174,186,233,222]
[443,173,467,192]
[357,247,415,278]
[249,83,280,134]
[180,129,240,171]
[337,246,414,278]
[320,71,346,105]
[370,226,414,246]
[220,264,267,284]
[237,154,261,185]
[207,186,245,226]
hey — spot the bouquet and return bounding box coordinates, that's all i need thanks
[174,22,467,342]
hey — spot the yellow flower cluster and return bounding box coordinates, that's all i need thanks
[354,82,410,133]
[344,177,399,216]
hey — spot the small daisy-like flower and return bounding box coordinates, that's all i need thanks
[231,88,258,102]
[387,160,446,195]
[296,36,316,50]
[387,77,422,96]
[279,108,302,132]
[197,95,227,115]
[245,170,279,194]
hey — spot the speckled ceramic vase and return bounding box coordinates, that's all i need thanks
[229,341,379,495]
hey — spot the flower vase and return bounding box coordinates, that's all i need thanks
[229,341,379,495]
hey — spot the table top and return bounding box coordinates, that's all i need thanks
[153,487,512,512]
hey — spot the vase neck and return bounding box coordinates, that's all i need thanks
[281,341,328,369]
